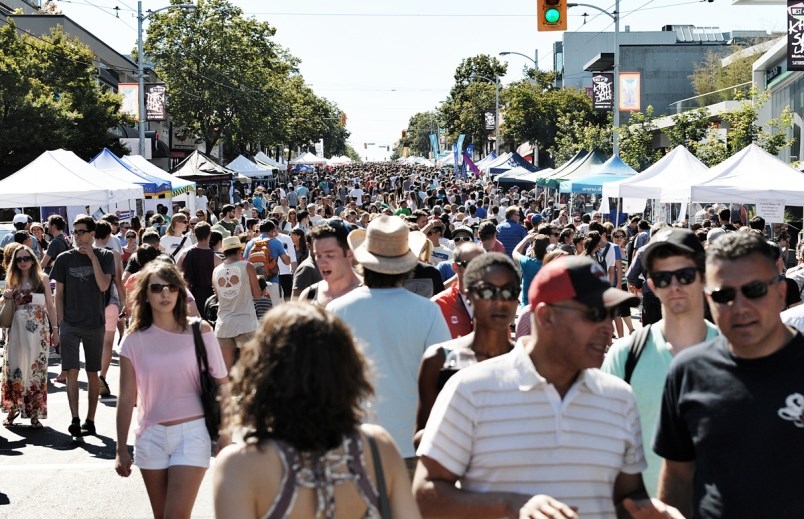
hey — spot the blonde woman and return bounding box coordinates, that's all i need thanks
[159,213,191,259]
[1,245,57,428]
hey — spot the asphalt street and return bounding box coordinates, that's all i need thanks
[0,339,217,519]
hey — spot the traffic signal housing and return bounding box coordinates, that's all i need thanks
[537,0,567,31]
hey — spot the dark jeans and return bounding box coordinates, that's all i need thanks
[641,289,662,326]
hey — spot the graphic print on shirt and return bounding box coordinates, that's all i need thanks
[777,393,804,428]
[68,266,95,282]
[214,266,242,300]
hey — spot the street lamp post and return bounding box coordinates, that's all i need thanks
[499,50,538,71]
[473,75,500,156]
[137,1,195,158]
[568,1,620,155]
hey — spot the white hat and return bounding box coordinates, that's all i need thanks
[348,215,426,275]
[13,214,29,225]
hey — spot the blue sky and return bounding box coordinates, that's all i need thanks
[55,0,785,159]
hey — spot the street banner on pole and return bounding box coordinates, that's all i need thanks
[484,112,496,130]
[592,73,614,111]
[145,84,167,121]
[618,72,641,112]
[788,1,804,70]
[119,83,139,119]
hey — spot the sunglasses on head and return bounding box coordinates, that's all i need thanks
[149,283,180,295]
[549,303,616,322]
[705,277,780,304]
[649,267,699,289]
[469,283,520,302]
[15,255,34,264]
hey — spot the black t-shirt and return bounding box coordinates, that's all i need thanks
[654,332,804,519]
[50,248,115,328]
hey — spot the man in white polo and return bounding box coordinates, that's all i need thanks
[414,256,682,519]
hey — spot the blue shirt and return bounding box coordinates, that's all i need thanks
[518,256,542,307]
[496,219,527,257]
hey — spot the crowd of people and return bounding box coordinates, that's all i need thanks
[0,161,802,518]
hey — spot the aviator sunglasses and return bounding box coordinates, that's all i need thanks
[649,267,699,289]
[469,283,520,302]
[705,277,780,304]
[149,283,180,295]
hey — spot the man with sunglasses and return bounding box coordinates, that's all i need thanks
[50,215,115,438]
[416,256,686,518]
[602,228,718,497]
[653,231,804,518]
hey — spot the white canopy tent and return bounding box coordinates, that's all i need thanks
[0,149,143,209]
[254,152,283,170]
[602,146,710,203]
[228,155,274,178]
[326,155,353,166]
[289,152,326,165]
[690,143,804,206]
[123,154,197,213]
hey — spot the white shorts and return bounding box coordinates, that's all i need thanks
[135,418,211,470]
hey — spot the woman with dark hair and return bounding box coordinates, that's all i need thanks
[582,230,603,258]
[1,245,57,428]
[290,228,308,265]
[213,302,418,519]
[115,260,227,519]
[414,253,520,444]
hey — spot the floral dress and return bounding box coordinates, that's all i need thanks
[1,288,50,420]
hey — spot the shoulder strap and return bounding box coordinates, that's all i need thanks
[305,282,319,301]
[191,318,210,372]
[362,426,391,519]
[624,324,651,384]
[171,235,189,259]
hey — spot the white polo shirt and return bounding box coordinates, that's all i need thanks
[418,341,646,519]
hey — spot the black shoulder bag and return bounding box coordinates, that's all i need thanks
[363,426,391,519]
[623,324,652,384]
[191,318,221,441]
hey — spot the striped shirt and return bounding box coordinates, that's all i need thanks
[417,341,646,519]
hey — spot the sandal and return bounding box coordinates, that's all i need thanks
[30,418,43,429]
[54,375,66,384]
[3,412,18,427]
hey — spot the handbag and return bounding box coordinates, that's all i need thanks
[191,319,221,441]
[0,298,15,328]
[362,425,392,519]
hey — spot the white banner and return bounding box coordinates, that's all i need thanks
[755,199,785,223]
[622,198,647,213]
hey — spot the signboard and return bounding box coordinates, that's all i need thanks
[118,83,139,119]
[145,83,167,121]
[484,111,496,130]
[788,1,804,71]
[618,72,641,112]
[755,199,785,223]
[592,73,614,111]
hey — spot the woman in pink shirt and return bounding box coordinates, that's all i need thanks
[115,260,228,519]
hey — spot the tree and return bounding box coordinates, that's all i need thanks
[0,21,130,176]
[551,112,613,165]
[666,108,710,149]
[689,44,754,106]
[503,81,601,166]
[144,0,295,155]
[403,111,440,157]
[345,144,362,163]
[440,55,507,148]
[618,106,662,171]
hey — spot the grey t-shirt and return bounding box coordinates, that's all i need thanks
[50,248,115,328]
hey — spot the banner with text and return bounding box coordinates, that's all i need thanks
[145,83,167,121]
[592,73,614,111]
[789,1,804,70]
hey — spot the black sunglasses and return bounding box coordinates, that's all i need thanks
[469,283,520,302]
[15,255,34,264]
[649,267,699,289]
[72,229,90,237]
[705,277,780,304]
[549,303,616,322]
[149,283,180,295]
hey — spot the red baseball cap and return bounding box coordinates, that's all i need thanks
[528,256,638,309]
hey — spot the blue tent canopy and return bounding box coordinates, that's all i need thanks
[90,148,171,197]
[559,155,637,194]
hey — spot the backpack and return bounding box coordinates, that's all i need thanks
[247,238,279,279]
[596,242,611,272]
[203,294,219,326]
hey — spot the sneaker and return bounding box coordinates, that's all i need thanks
[99,375,111,398]
[68,420,82,437]
[81,420,96,436]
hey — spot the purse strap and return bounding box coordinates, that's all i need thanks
[362,426,392,519]
[171,235,189,259]
[190,318,210,374]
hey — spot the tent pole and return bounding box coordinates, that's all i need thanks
[616,198,620,227]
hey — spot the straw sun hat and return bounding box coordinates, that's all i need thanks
[347,215,426,275]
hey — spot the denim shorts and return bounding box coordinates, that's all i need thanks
[135,418,211,470]
[60,323,104,372]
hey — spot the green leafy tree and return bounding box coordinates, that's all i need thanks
[618,106,662,171]
[345,144,362,163]
[144,0,295,156]
[666,108,711,149]
[504,81,601,166]
[551,112,613,165]
[440,55,507,148]
[0,21,130,176]
[403,111,440,157]
[689,44,754,106]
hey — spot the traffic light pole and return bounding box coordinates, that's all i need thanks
[568,2,619,155]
